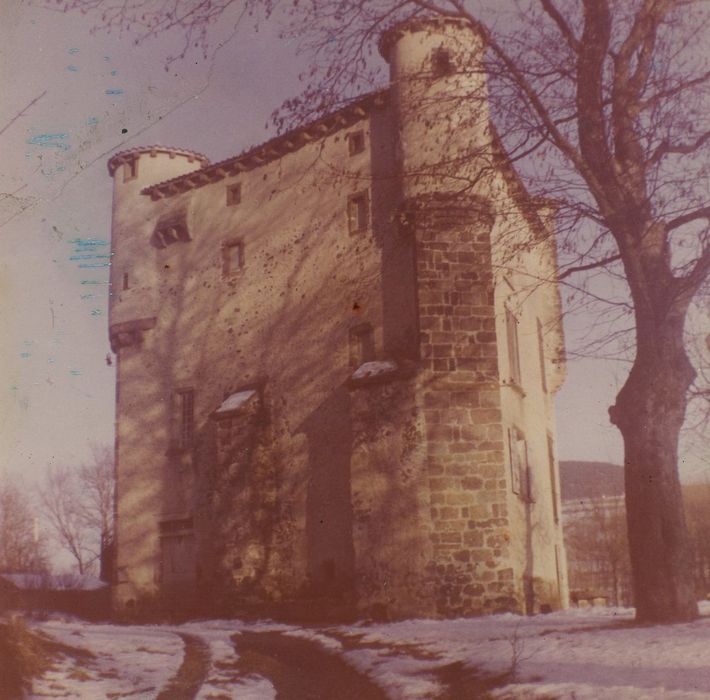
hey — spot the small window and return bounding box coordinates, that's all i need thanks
[506,307,522,386]
[432,47,454,77]
[347,131,365,156]
[122,272,130,291]
[173,389,194,450]
[123,157,138,182]
[537,318,547,393]
[226,183,242,206]
[508,426,531,500]
[349,323,375,366]
[347,191,369,234]
[222,239,244,276]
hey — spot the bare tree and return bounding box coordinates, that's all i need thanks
[39,446,115,577]
[0,478,47,573]
[48,0,710,622]
[77,445,115,582]
[40,465,94,575]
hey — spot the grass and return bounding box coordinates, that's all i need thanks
[0,616,56,699]
[0,614,96,700]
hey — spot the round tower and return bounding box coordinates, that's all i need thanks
[106,147,209,348]
[379,17,488,197]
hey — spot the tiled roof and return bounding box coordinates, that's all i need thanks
[140,89,388,201]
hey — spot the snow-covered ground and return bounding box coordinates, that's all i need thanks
[26,602,710,699]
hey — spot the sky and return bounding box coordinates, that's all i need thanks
[0,1,705,487]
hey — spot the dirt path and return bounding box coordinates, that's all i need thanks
[233,630,391,700]
[156,633,210,700]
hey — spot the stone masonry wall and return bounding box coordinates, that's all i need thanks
[349,374,435,619]
[409,192,520,616]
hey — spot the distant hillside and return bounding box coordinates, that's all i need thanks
[559,460,625,501]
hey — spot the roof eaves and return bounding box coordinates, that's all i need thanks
[107,146,210,177]
[141,89,389,201]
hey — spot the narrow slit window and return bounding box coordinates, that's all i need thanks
[222,239,244,276]
[347,191,369,234]
[348,131,365,156]
[123,157,138,182]
[506,307,522,386]
[226,183,242,206]
[173,389,194,450]
[508,426,530,500]
[122,272,129,291]
[537,318,548,393]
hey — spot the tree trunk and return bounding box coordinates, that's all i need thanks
[610,317,699,623]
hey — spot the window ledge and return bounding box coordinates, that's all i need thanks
[348,359,416,389]
[502,380,526,398]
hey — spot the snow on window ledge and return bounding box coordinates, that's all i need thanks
[215,389,257,415]
[351,360,399,382]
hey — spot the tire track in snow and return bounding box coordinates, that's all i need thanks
[156,633,210,700]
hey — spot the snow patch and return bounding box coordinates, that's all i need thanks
[216,389,257,413]
[352,360,398,380]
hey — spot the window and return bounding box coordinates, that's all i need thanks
[548,434,559,524]
[123,157,138,182]
[122,272,130,291]
[152,209,190,249]
[154,224,190,248]
[222,239,244,276]
[349,323,375,367]
[432,47,454,77]
[160,528,196,585]
[505,307,522,386]
[508,426,531,501]
[226,183,242,206]
[347,191,369,233]
[173,389,194,450]
[537,318,548,393]
[347,131,365,156]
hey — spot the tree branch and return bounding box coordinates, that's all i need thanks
[650,130,710,165]
[558,254,622,280]
[666,206,710,232]
[539,0,580,52]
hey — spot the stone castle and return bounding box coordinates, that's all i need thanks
[107,17,568,619]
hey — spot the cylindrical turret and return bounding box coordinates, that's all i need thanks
[379,17,488,197]
[107,147,209,346]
